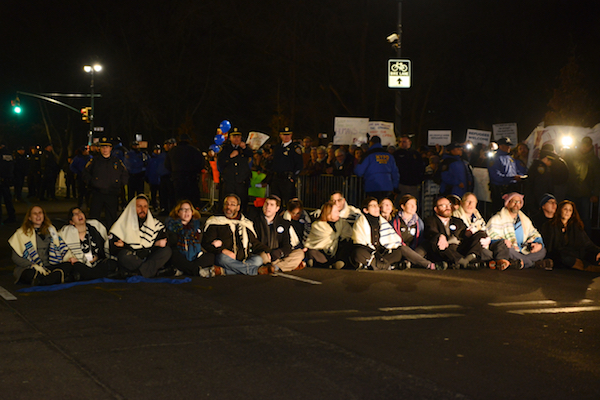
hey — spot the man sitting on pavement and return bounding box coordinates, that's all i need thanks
[202,194,273,277]
[423,196,489,269]
[486,192,551,269]
[109,194,172,278]
[530,193,557,229]
[253,195,305,272]
[312,191,362,226]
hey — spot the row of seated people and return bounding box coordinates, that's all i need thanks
[9,189,600,286]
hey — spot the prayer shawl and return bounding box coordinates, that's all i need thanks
[59,220,110,267]
[204,215,256,259]
[282,210,312,248]
[353,214,402,250]
[110,195,165,249]
[311,203,362,226]
[453,206,487,233]
[486,207,542,254]
[9,225,73,270]
[305,219,352,256]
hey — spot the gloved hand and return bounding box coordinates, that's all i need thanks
[32,264,50,276]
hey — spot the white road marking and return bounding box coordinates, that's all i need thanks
[379,305,464,312]
[349,313,464,321]
[489,300,558,307]
[508,306,600,315]
[272,272,322,285]
[0,286,17,301]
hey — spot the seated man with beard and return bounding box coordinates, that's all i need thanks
[109,194,172,278]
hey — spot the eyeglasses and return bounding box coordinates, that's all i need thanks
[436,203,452,208]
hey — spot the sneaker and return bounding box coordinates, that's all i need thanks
[258,264,275,275]
[510,259,524,270]
[199,266,225,278]
[493,259,510,271]
[434,261,448,270]
[534,259,553,270]
[174,269,184,277]
[332,261,345,270]
[307,259,314,268]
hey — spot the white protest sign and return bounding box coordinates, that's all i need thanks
[334,117,369,145]
[428,130,451,146]
[493,123,518,144]
[466,129,492,147]
[246,131,270,150]
[368,121,395,146]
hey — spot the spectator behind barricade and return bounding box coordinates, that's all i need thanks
[353,147,364,167]
[330,148,354,177]
[283,198,312,249]
[488,137,528,214]
[394,134,425,199]
[541,200,600,272]
[486,192,552,270]
[469,143,490,168]
[304,200,353,269]
[564,136,600,234]
[354,135,399,201]
[530,193,557,230]
[425,155,440,178]
[438,142,474,198]
[524,144,566,215]
[302,147,324,177]
[301,136,313,167]
[512,142,529,172]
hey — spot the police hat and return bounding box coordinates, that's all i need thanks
[230,128,242,136]
[446,142,463,151]
[280,127,293,135]
[131,141,140,147]
[98,137,112,147]
[497,137,513,147]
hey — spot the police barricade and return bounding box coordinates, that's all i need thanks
[199,170,218,212]
[297,175,366,210]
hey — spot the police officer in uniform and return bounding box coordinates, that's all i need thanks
[268,127,303,205]
[0,142,16,223]
[83,137,129,228]
[217,128,253,213]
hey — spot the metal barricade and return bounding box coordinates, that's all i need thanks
[297,175,366,210]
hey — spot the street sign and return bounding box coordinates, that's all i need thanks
[388,59,411,88]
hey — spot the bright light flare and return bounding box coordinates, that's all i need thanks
[561,135,573,148]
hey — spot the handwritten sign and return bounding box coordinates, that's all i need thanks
[334,117,369,145]
[428,130,451,146]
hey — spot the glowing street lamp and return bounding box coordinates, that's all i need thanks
[83,64,102,145]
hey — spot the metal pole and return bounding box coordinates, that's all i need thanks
[394,1,402,138]
[89,70,95,146]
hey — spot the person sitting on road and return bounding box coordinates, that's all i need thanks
[305,200,353,269]
[253,195,305,272]
[541,200,600,272]
[59,207,118,280]
[165,200,215,277]
[530,193,557,230]
[202,194,273,277]
[422,196,489,269]
[9,205,83,286]
[486,192,551,270]
[283,198,312,249]
[311,191,362,226]
[109,194,172,278]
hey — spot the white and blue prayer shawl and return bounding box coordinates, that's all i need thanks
[352,214,403,266]
[109,196,165,250]
[8,226,71,267]
[283,210,312,248]
[453,206,487,233]
[486,207,542,254]
[305,219,353,256]
[59,219,111,267]
[204,215,257,259]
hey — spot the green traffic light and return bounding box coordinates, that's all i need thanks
[14,106,22,114]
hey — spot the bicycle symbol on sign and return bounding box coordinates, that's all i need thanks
[390,62,408,73]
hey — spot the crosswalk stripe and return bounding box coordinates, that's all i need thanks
[489,300,558,307]
[379,305,464,312]
[349,313,464,321]
[508,306,600,315]
[0,286,17,301]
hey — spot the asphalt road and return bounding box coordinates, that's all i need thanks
[1,198,599,399]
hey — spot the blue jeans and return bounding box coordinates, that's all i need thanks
[507,247,546,268]
[215,253,263,276]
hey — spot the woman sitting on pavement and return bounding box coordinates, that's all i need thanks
[59,207,118,280]
[452,192,509,270]
[384,195,425,253]
[304,200,353,269]
[541,200,600,272]
[9,205,83,285]
[165,200,215,276]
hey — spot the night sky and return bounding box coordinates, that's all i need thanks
[2,0,599,154]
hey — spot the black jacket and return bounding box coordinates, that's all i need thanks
[252,213,293,260]
[83,155,129,195]
[217,142,253,183]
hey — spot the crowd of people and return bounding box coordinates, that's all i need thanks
[4,129,600,286]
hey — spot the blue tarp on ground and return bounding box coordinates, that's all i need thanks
[17,276,192,293]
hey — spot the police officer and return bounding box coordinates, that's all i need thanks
[488,137,527,213]
[125,140,149,200]
[268,127,303,205]
[0,142,16,223]
[83,137,129,228]
[217,128,253,213]
[39,143,60,200]
[165,134,205,206]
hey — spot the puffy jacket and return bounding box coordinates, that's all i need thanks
[353,143,399,193]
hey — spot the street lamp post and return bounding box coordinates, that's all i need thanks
[83,64,102,146]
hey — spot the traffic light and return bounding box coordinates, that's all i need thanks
[11,98,21,114]
[81,107,91,122]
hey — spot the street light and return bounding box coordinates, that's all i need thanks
[83,63,102,145]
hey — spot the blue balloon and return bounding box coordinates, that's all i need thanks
[214,134,225,145]
[219,120,231,134]
[209,144,221,153]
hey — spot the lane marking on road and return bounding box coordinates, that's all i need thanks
[0,286,17,301]
[508,306,600,315]
[489,300,558,307]
[379,305,464,312]
[272,272,322,285]
[349,313,464,322]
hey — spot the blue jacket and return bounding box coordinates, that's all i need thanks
[488,150,525,186]
[354,143,399,193]
[124,149,148,174]
[145,154,162,185]
[439,154,474,197]
[70,154,91,175]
